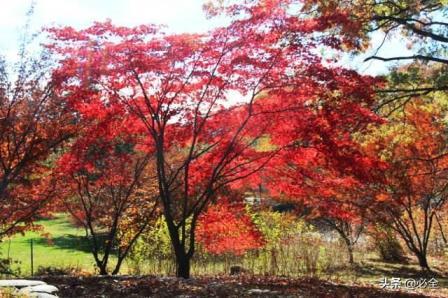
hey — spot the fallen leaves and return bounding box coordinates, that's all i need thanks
[41,275,435,298]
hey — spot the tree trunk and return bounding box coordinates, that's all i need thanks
[435,213,447,244]
[111,258,124,275]
[93,255,109,275]
[176,253,191,278]
[98,264,108,275]
[270,249,278,275]
[347,244,354,264]
[344,240,354,265]
[416,252,430,271]
[163,213,193,278]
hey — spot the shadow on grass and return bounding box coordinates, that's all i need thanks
[33,233,115,255]
[352,259,447,285]
[32,215,84,233]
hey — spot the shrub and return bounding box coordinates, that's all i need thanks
[127,217,175,275]
[371,225,407,263]
[35,265,90,276]
[0,254,20,278]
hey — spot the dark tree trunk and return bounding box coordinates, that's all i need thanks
[435,213,447,244]
[340,233,355,265]
[176,252,191,278]
[98,264,108,275]
[163,210,193,278]
[416,252,430,271]
[111,258,124,275]
[93,253,109,275]
[94,249,111,275]
[347,243,354,264]
[163,214,193,278]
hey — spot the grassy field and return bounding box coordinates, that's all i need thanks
[0,214,98,276]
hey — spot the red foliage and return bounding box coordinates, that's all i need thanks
[44,0,388,277]
[52,91,158,274]
[0,55,75,236]
[197,199,264,256]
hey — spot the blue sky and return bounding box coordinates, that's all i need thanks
[0,0,410,75]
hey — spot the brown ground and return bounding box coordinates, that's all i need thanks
[40,275,443,298]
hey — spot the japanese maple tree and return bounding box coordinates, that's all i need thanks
[0,49,75,238]
[256,65,386,265]
[55,98,158,275]
[297,0,448,103]
[47,0,384,278]
[361,100,448,271]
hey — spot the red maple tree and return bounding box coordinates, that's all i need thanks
[54,92,158,275]
[46,0,383,277]
[363,101,448,270]
[0,50,75,238]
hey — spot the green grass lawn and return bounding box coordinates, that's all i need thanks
[0,214,98,276]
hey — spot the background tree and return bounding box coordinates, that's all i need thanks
[56,99,159,275]
[298,0,447,101]
[361,100,448,270]
[0,45,75,238]
[258,70,386,265]
[317,202,367,265]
